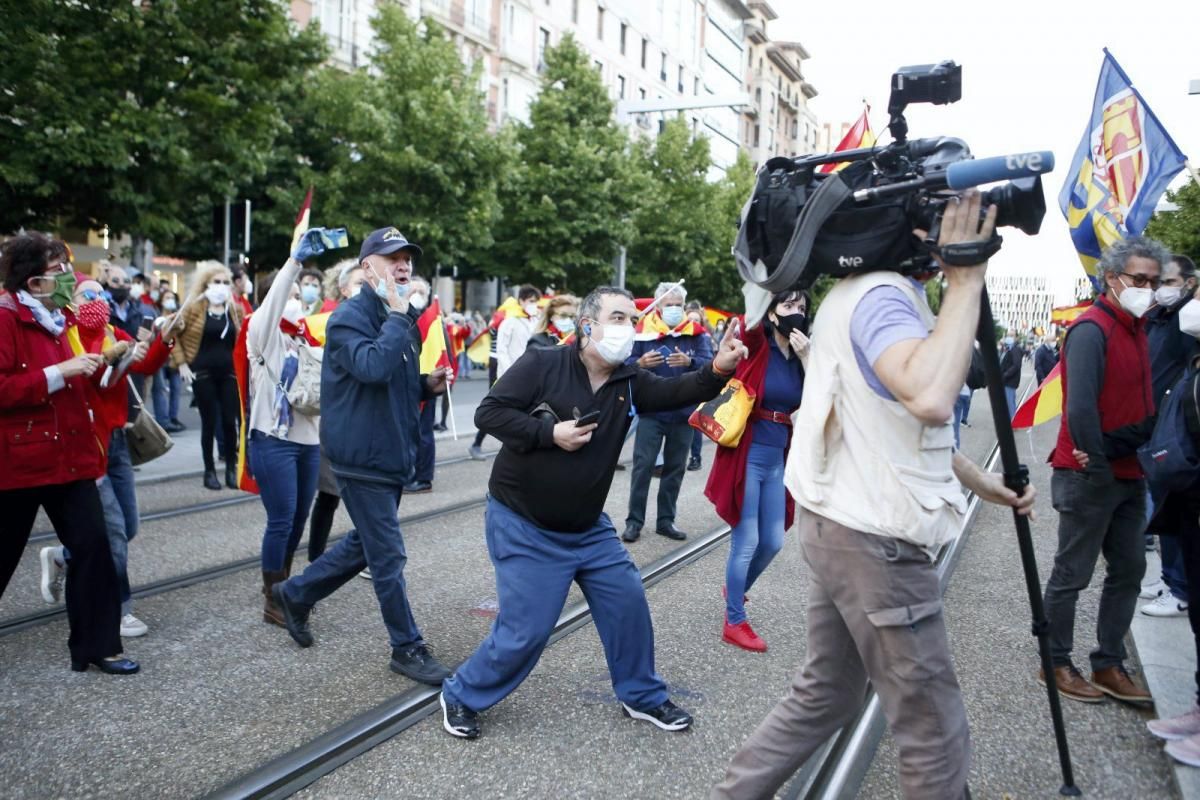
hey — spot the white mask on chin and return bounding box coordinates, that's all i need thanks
[592,324,635,365]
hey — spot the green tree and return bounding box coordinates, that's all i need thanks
[494,34,636,292]
[302,8,510,274]
[626,117,717,296]
[1145,179,1200,264]
[685,151,757,312]
[0,0,327,257]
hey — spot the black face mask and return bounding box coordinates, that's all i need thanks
[773,312,806,338]
[109,287,129,303]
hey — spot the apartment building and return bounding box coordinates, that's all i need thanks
[701,0,751,171]
[741,1,817,165]
[986,273,1057,334]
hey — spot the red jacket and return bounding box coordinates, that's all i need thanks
[74,324,173,439]
[1051,295,1154,479]
[704,320,796,529]
[0,294,106,490]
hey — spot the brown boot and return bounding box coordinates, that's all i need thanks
[262,570,287,627]
[283,551,295,579]
[1038,664,1105,703]
[1092,665,1153,704]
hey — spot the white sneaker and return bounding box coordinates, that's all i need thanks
[39,546,66,604]
[1149,706,1200,740]
[1141,594,1189,617]
[1167,731,1200,767]
[120,614,149,637]
[358,568,372,580]
[1140,579,1168,600]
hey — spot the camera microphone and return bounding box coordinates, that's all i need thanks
[945,151,1055,190]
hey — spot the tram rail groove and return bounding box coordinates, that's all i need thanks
[27,450,500,544]
[0,496,490,638]
[204,523,735,800]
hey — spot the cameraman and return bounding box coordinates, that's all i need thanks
[713,191,1035,800]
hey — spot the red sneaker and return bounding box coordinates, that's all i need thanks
[723,619,767,652]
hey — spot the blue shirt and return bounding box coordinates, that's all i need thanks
[850,282,929,400]
[751,336,804,448]
[626,332,714,424]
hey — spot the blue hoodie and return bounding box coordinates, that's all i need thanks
[320,290,431,485]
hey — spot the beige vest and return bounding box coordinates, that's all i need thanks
[784,271,966,551]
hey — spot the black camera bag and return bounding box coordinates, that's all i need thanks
[735,157,919,291]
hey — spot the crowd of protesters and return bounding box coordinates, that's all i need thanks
[6,223,1200,792]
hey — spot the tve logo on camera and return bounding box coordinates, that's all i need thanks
[838,256,864,268]
[1006,153,1046,173]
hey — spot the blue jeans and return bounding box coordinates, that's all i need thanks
[250,432,320,571]
[626,417,692,529]
[1005,386,1017,419]
[107,429,139,544]
[152,366,182,424]
[691,428,703,462]
[415,399,435,484]
[725,442,787,625]
[283,477,422,649]
[96,476,131,615]
[443,497,669,713]
[953,393,971,449]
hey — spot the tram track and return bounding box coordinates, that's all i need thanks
[26,449,500,544]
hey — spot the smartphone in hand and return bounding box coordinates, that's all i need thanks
[318,227,349,250]
[655,345,672,359]
[575,410,601,427]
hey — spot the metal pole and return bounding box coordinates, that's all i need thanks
[976,288,1081,797]
[244,199,252,254]
[615,246,627,289]
[222,198,231,268]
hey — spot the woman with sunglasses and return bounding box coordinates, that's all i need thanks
[0,232,139,674]
[170,261,245,490]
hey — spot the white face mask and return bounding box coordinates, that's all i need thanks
[282,298,304,325]
[1155,286,1183,307]
[205,284,231,306]
[1179,300,1200,338]
[410,293,427,310]
[130,284,145,300]
[1117,277,1153,319]
[523,302,539,318]
[592,323,635,365]
[553,316,575,334]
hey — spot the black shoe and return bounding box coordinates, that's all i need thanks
[433,422,448,433]
[622,524,642,543]
[655,523,688,541]
[404,481,433,494]
[71,655,140,675]
[440,692,480,739]
[621,700,692,731]
[390,643,452,685]
[615,463,627,471]
[170,418,187,431]
[652,466,664,479]
[225,464,238,490]
[272,583,313,648]
[203,470,221,491]
[467,444,487,461]
[687,456,702,472]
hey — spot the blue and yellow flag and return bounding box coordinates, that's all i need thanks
[1059,49,1187,275]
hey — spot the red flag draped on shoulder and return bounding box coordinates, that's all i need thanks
[818,106,876,174]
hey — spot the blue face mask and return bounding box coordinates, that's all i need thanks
[662,306,684,327]
[301,284,320,304]
[371,267,409,302]
[1004,337,1015,348]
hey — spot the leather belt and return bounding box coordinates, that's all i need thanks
[752,407,793,426]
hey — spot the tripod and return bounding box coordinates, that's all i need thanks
[975,288,1081,796]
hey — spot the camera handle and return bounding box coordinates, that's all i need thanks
[976,289,1082,797]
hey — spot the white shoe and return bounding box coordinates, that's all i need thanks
[39,546,66,604]
[1141,594,1189,617]
[358,568,372,580]
[1149,706,1200,740]
[120,614,149,637]
[1140,579,1168,600]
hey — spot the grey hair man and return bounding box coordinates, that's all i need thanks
[1041,235,1170,706]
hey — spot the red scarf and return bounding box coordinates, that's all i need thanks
[280,317,321,347]
[547,324,576,346]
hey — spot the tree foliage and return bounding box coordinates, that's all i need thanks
[684,151,757,312]
[493,35,636,293]
[0,0,326,250]
[1145,180,1200,264]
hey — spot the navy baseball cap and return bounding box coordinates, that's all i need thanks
[359,227,423,261]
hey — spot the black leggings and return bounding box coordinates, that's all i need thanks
[472,356,498,448]
[308,491,341,562]
[193,369,240,471]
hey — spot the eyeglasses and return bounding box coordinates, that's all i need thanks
[1119,272,1162,290]
[77,288,102,302]
[46,261,70,274]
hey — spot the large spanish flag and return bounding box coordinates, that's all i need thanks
[819,106,876,174]
[1012,362,1064,430]
[417,298,455,379]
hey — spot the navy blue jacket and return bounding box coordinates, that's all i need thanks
[1034,344,1058,386]
[625,332,714,424]
[1146,298,1200,405]
[320,290,431,485]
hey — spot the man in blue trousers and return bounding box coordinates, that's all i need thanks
[439,286,748,739]
[274,227,452,685]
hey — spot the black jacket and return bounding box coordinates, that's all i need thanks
[1034,344,1058,385]
[1000,344,1024,388]
[478,342,726,532]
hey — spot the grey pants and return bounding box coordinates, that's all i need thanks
[712,511,970,800]
[1044,469,1147,671]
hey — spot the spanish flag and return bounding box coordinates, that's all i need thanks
[818,106,876,174]
[1050,300,1091,328]
[417,298,454,379]
[704,306,732,330]
[289,187,313,254]
[1012,362,1064,430]
[465,330,491,366]
[634,308,705,341]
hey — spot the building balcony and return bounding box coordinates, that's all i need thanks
[744,18,767,44]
